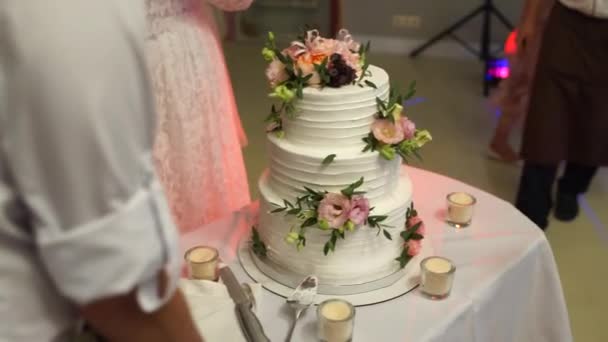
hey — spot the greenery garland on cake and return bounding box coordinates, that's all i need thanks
[262,29,373,137]
[362,85,433,161]
[250,201,426,269]
[270,177,390,256]
[396,204,426,267]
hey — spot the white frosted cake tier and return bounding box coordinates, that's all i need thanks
[257,169,412,285]
[282,65,389,147]
[266,134,400,202]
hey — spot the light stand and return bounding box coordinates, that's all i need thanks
[409,0,514,96]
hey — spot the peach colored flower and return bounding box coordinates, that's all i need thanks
[372,119,405,145]
[400,117,417,140]
[318,193,352,229]
[407,239,422,256]
[407,216,426,236]
[296,53,322,86]
[265,59,288,88]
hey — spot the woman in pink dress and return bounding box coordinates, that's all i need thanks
[146,0,252,233]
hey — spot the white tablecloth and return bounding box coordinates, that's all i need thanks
[180,167,572,342]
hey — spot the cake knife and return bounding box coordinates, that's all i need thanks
[219,265,270,342]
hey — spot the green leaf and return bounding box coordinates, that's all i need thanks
[375,215,388,222]
[396,249,412,268]
[322,154,337,165]
[275,50,287,64]
[323,242,331,256]
[409,222,422,233]
[251,227,267,257]
[413,149,423,162]
[365,80,377,89]
[303,186,319,196]
[287,208,301,215]
[271,207,287,213]
[284,200,294,208]
[404,80,417,100]
[383,229,393,240]
[340,177,365,198]
[376,97,387,111]
[320,56,329,68]
[400,230,412,241]
[410,233,424,240]
[301,217,318,228]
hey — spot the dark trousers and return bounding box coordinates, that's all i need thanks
[516,162,597,229]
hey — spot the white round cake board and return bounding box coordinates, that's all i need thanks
[238,238,432,306]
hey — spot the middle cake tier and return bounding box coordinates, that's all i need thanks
[266,134,401,202]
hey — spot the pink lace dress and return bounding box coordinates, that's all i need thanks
[146,0,252,233]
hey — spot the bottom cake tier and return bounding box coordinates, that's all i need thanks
[256,168,414,286]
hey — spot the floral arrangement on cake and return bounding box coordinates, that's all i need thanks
[267,177,390,256]
[362,85,433,161]
[396,204,426,267]
[262,29,372,136]
[250,201,426,269]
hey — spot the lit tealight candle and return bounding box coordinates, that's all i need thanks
[185,246,219,281]
[446,192,476,228]
[420,256,456,300]
[318,299,355,342]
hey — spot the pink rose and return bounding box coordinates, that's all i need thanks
[407,216,426,236]
[407,239,422,256]
[336,29,361,52]
[334,43,361,72]
[349,196,370,225]
[318,193,351,229]
[400,117,416,140]
[309,37,338,56]
[372,119,405,145]
[296,53,322,86]
[266,59,289,88]
[283,41,308,60]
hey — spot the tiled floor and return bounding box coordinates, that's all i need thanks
[224,43,608,341]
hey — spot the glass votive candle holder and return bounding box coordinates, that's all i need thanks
[317,299,355,342]
[446,192,476,228]
[420,256,456,300]
[184,246,219,281]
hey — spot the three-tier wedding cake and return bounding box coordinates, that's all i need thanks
[250,30,431,293]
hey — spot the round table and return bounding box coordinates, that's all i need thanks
[180,167,572,342]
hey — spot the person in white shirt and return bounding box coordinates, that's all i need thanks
[0,1,202,341]
[516,0,608,229]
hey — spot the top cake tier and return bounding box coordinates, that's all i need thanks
[282,65,389,148]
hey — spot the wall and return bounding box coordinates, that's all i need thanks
[344,0,523,42]
[233,0,525,56]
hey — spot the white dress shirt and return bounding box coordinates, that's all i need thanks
[560,0,608,18]
[0,1,180,341]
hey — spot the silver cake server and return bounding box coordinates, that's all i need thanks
[285,275,318,342]
[219,265,270,342]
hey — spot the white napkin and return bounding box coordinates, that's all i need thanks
[179,279,263,342]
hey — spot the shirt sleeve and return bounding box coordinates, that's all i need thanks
[1,1,180,312]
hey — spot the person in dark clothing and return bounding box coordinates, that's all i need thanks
[516,0,608,229]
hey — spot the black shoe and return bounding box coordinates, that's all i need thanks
[554,193,579,222]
